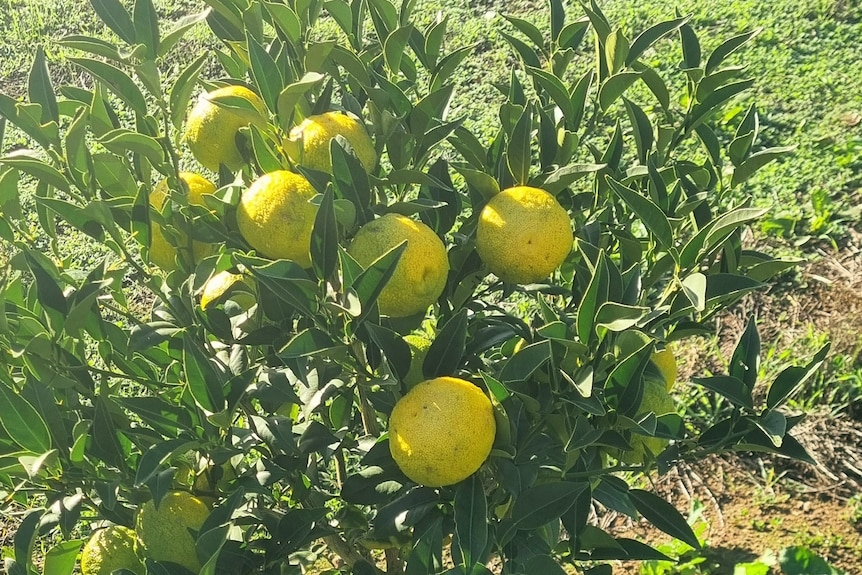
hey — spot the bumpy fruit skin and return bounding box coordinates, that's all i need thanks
[348,214,449,318]
[476,186,573,284]
[287,111,376,173]
[236,170,318,268]
[403,334,433,388]
[616,380,676,464]
[135,491,210,572]
[651,348,678,391]
[148,173,216,272]
[389,376,496,486]
[185,85,267,172]
[81,526,144,575]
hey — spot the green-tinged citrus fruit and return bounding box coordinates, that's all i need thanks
[348,214,449,318]
[236,170,318,267]
[81,526,144,575]
[476,186,572,284]
[135,491,210,572]
[616,380,676,465]
[389,376,496,486]
[200,270,257,310]
[403,334,433,388]
[185,85,267,172]
[148,173,216,272]
[651,347,678,391]
[286,111,376,173]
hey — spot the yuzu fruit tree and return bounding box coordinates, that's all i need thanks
[0,1,829,575]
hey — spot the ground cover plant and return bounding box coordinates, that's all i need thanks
[0,0,851,574]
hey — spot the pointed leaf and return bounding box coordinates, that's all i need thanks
[0,379,52,454]
[630,489,701,549]
[310,186,338,281]
[90,0,136,44]
[607,176,673,251]
[423,309,468,379]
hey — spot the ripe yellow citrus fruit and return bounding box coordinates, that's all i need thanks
[348,214,449,318]
[651,347,678,391]
[185,85,267,172]
[476,186,573,284]
[286,111,376,173]
[403,333,433,388]
[148,172,216,272]
[135,491,210,572]
[236,170,318,268]
[81,526,144,575]
[616,380,676,465]
[200,270,257,310]
[389,376,496,486]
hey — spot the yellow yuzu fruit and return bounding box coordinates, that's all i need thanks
[616,380,676,464]
[651,347,678,391]
[80,526,144,575]
[135,491,210,572]
[148,172,216,272]
[236,170,318,267]
[389,376,496,486]
[286,111,376,173]
[185,85,267,172]
[476,186,573,284]
[348,214,449,318]
[403,334,433,388]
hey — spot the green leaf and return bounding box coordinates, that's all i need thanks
[626,15,689,66]
[384,25,414,76]
[629,489,701,549]
[686,78,755,132]
[500,32,541,69]
[169,53,207,130]
[90,0,135,44]
[504,15,545,52]
[28,47,59,124]
[606,176,674,251]
[453,475,488,570]
[183,332,226,415]
[98,128,165,168]
[510,481,588,530]
[350,242,407,324]
[766,343,830,410]
[43,540,84,575]
[88,396,128,470]
[134,438,197,487]
[247,34,281,113]
[310,186,338,282]
[331,138,373,224]
[264,2,302,44]
[237,256,319,318]
[605,28,629,75]
[577,251,610,345]
[0,379,52,454]
[778,546,844,575]
[423,309,468,379]
[1,151,70,193]
[159,10,211,57]
[568,69,593,132]
[452,165,499,200]
[70,58,148,112]
[276,72,324,128]
[691,375,754,410]
[527,66,575,121]
[731,146,796,187]
[679,23,701,68]
[405,516,444,575]
[133,0,160,58]
[507,104,532,185]
[279,328,342,359]
[599,71,642,112]
[499,340,552,383]
[595,302,650,333]
[730,316,760,391]
[430,45,474,92]
[705,29,761,74]
[623,98,653,165]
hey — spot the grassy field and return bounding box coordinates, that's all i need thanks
[1,0,861,571]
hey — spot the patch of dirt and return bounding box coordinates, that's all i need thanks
[607,452,862,574]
